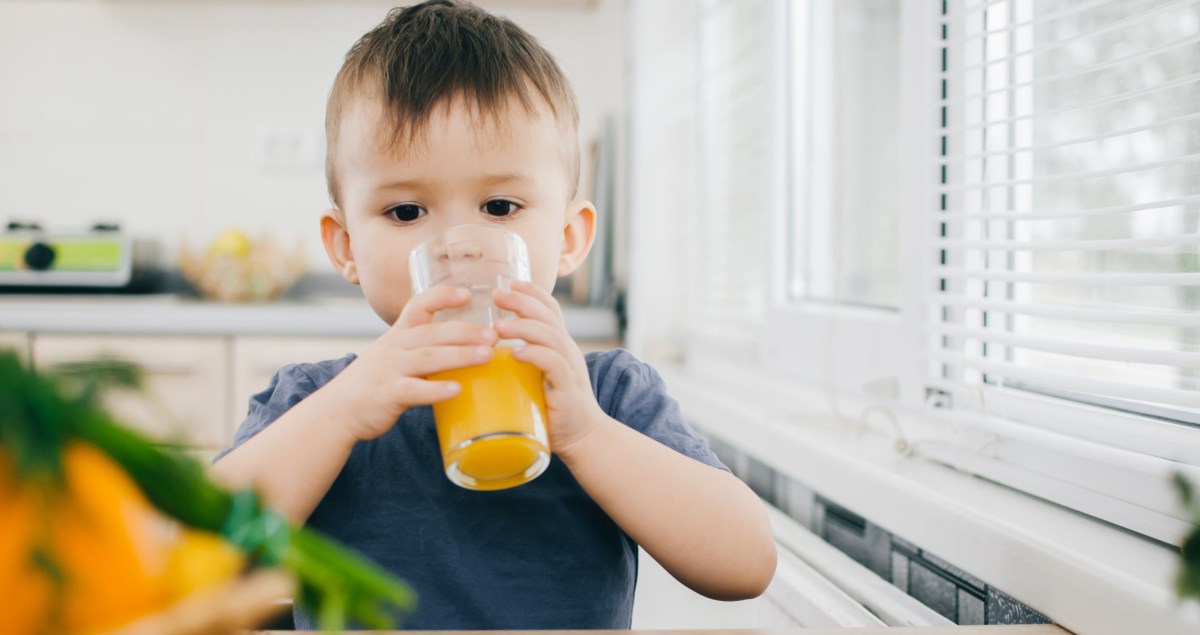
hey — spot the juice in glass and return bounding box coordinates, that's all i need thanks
[429,345,550,490]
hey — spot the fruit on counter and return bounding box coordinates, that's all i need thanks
[0,443,244,635]
[207,229,252,259]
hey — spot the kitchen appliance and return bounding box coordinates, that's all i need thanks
[0,222,164,292]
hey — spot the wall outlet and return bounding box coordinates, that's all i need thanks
[254,127,323,175]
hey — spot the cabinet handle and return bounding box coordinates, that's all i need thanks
[42,359,198,377]
[64,362,199,376]
[135,363,201,376]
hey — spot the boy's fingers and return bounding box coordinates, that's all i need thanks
[394,376,463,406]
[399,321,497,349]
[511,344,572,390]
[493,284,559,324]
[395,286,471,329]
[399,344,494,377]
[494,317,570,352]
[509,279,564,319]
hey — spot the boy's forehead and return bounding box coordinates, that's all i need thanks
[339,93,563,160]
[329,91,579,202]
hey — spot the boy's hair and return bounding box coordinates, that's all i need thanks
[325,0,580,208]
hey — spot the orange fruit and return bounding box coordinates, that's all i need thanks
[0,443,244,635]
[52,442,177,634]
[0,454,51,635]
[165,528,245,598]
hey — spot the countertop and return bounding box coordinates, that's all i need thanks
[0,293,620,339]
[246,624,1070,628]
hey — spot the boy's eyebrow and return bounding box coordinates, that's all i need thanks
[374,173,533,191]
[478,172,534,186]
[375,178,423,191]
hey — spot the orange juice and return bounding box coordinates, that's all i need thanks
[429,346,550,490]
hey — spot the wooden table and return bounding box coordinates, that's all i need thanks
[251,627,1071,634]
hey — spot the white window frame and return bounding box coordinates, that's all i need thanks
[753,0,930,409]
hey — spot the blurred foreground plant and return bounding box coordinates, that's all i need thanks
[0,349,413,633]
[1175,473,1200,601]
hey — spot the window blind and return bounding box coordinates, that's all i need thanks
[933,0,1200,423]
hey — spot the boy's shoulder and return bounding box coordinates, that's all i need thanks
[584,347,666,391]
[270,353,357,392]
[583,348,675,418]
[583,346,640,378]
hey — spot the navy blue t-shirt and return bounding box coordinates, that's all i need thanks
[215,348,725,630]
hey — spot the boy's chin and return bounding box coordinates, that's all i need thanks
[366,302,402,327]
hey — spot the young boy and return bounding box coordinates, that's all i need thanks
[211,0,776,629]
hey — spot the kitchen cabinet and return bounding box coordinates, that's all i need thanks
[32,335,229,448]
[0,330,30,362]
[230,336,374,431]
[23,334,375,450]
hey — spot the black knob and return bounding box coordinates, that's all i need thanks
[23,242,56,271]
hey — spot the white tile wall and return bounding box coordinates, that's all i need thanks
[0,0,623,268]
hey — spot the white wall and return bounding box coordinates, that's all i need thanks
[624,0,695,359]
[0,0,623,270]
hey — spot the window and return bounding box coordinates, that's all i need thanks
[690,0,781,334]
[628,0,1200,544]
[791,0,903,309]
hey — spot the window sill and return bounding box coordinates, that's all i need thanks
[657,363,1200,635]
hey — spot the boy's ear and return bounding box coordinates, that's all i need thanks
[320,209,360,285]
[558,199,597,277]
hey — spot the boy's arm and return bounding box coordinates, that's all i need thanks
[493,281,776,600]
[211,286,498,523]
[209,383,361,524]
[558,416,777,600]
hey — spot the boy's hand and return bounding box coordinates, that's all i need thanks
[492,279,606,458]
[330,286,498,441]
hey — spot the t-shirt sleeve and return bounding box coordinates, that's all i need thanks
[212,362,321,463]
[596,350,728,472]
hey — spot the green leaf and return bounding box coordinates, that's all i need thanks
[0,350,68,482]
[1180,527,1200,600]
[1175,472,1196,511]
[1175,472,1200,601]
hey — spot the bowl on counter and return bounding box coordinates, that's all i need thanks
[178,231,306,303]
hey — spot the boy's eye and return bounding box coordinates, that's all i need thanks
[483,199,520,217]
[387,204,425,223]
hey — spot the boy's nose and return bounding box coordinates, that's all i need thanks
[435,239,485,263]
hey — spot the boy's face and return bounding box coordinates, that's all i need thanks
[321,95,595,325]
